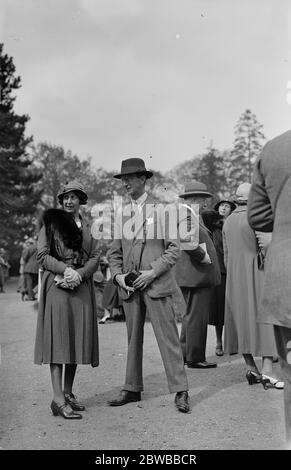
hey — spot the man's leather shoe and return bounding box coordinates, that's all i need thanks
[108,390,141,406]
[187,361,217,369]
[174,391,190,413]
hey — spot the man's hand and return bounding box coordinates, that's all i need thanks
[115,274,135,293]
[133,269,156,290]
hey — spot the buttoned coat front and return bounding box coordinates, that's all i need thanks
[109,196,180,298]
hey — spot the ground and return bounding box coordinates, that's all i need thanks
[0,277,287,450]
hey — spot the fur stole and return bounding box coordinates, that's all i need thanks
[201,209,223,233]
[41,208,83,252]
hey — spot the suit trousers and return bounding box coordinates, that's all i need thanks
[180,286,211,363]
[274,325,291,449]
[122,290,188,393]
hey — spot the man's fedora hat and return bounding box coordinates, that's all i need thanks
[57,180,88,205]
[214,199,237,212]
[114,158,153,179]
[179,181,213,199]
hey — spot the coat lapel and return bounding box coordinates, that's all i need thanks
[131,195,156,242]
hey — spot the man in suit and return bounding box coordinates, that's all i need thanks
[108,157,189,413]
[248,130,291,449]
[175,182,221,368]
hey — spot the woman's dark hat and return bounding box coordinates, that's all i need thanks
[214,199,237,212]
[179,181,213,199]
[57,180,88,205]
[114,158,153,179]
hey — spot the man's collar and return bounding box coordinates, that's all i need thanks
[132,192,148,206]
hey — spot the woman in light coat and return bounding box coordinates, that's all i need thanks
[223,183,283,389]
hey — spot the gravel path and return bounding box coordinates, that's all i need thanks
[0,278,286,450]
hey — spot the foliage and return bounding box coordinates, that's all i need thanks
[196,144,227,200]
[0,43,42,272]
[228,109,265,193]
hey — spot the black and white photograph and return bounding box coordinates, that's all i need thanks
[0,0,291,456]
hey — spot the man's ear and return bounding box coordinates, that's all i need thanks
[139,174,147,185]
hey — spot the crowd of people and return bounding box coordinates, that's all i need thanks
[3,130,290,448]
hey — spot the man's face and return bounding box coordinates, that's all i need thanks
[185,196,208,211]
[121,173,146,200]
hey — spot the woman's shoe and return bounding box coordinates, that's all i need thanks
[246,370,270,390]
[64,393,86,411]
[50,400,82,419]
[246,370,262,385]
[261,374,284,389]
[215,345,224,356]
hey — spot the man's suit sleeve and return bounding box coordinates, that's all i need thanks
[150,204,180,278]
[248,149,274,232]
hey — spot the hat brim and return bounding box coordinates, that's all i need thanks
[57,189,88,205]
[214,200,237,212]
[179,191,213,199]
[114,170,153,179]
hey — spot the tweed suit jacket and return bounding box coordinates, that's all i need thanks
[248,129,291,327]
[108,194,180,299]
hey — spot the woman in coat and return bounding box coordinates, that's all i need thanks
[34,181,100,419]
[223,182,283,389]
[203,199,236,357]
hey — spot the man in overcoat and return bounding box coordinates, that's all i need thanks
[108,157,189,412]
[175,182,221,368]
[248,129,291,449]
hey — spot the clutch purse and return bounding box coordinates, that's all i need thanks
[124,270,141,287]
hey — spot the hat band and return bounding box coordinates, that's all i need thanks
[119,166,149,174]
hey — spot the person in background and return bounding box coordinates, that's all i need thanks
[93,253,109,319]
[248,129,291,449]
[0,248,8,293]
[223,182,283,390]
[17,242,27,300]
[175,181,221,369]
[22,238,39,301]
[203,199,236,356]
[34,180,100,420]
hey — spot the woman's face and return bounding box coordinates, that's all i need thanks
[218,202,232,217]
[62,191,80,215]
